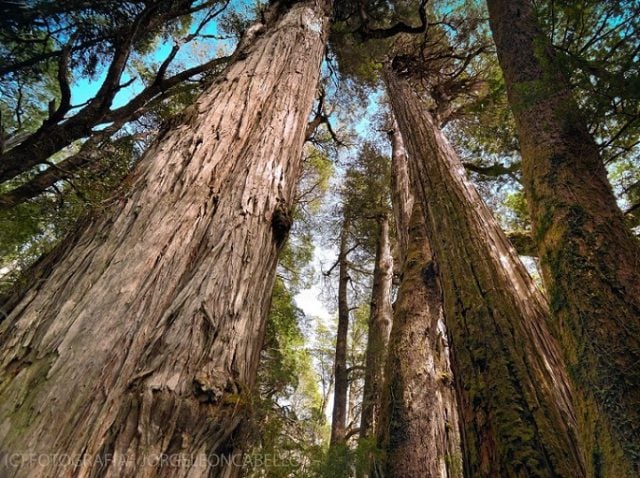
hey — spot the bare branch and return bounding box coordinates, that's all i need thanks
[463,160,521,178]
[358,0,428,40]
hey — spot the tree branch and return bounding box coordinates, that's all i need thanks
[46,44,73,124]
[463,160,521,178]
[358,0,428,40]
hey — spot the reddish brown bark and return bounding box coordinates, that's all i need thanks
[377,125,462,478]
[388,123,413,269]
[359,213,393,442]
[0,2,331,477]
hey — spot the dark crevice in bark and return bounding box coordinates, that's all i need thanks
[0,2,331,476]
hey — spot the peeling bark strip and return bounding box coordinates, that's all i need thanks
[0,1,331,477]
[487,0,640,473]
[388,124,413,270]
[360,213,393,442]
[386,68,586,478]
[377,128,462,478]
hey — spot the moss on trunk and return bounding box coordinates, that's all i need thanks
[386,67,586,478]
[487,0,640,474]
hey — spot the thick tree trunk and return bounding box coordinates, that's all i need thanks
[359,214,393,442]
[377,127,462,478]
[386,68,586,478]
[0,2,331,477]
[330,214,351,447]
[486,0,640,473]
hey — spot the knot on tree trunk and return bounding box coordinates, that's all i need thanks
[193,369,242,405]
[271,202,292,245]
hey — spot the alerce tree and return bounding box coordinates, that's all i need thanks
[0,1,332,476]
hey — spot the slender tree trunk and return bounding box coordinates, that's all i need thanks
[359,214,393,442]
[486,0,640,473]
[0,2,331,477]
[330,214,351,447]
[388,122,413,270]
[386,67,586,478]
[347,341,363,438]
[377,127,462,478]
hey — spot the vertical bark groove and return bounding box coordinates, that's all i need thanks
[360,214,393,441]
[388,123,414,270]
[378,201,463,478]
[0,2,331,476]
[386,68,586,478]
[486,0,640,473]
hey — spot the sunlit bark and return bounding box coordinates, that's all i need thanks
[0,2,331,476]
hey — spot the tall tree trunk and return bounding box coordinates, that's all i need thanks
[330,214,351,447]
[486,0,640,473]
[0,2,331,477]
[359,213,393,442]
[377,127,462,478]
[386,67,586,478]
[388,122,413,270]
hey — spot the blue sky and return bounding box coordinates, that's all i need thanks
[70,1,246,119]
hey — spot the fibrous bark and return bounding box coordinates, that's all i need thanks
[386,67,586,478]
[330,214,351,447]
[388,123,413,270]
[0,1,330,476]
[359,213,393,441]
[378,124,462,478]
[487,0,640,473]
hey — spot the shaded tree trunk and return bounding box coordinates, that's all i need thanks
[377,127,462,478]
[386,67,586,478]
[0,2,331,477]
[359,213,393,442]
[486,0,640,473]
[330,214,351,447]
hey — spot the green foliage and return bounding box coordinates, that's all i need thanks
[448,64,520,159]
[219,2,263,40]
[246,278,328,477]
[0,134,136,294]
[536,0,640,164]
[609,155,640,230]
[311,436,381,478]
[313,443,354,478]
[330,20,385,86]
[503,191,531,231]
[279,146,335,291]
[341,142,392,254]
